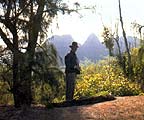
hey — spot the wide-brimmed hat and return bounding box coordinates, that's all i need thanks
[69,41,79,48]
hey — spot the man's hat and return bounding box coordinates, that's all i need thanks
[69,41,79,48]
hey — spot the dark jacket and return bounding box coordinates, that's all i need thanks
[65,51,78,74]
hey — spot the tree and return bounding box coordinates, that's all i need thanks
[0,0,79,107]
[118,0,133,77]
[101,26,114,56]
[131,22,144,46]
[131,22,144,91]
[113,21,127,74]
[101,21,127,75]
[34,42,65,103]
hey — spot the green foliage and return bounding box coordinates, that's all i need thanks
[32,78,65,104]
[0,63,13,105]
[119,48,144,86]
[0,81,13,105]
[75,57,142,99]
[101,26,114,56]
[0,42,65,105]
[1,48,144,105]
[128,48,144,91]
[32,43,65,104]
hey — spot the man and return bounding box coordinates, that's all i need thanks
[64,41,80,101]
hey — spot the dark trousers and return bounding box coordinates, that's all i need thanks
[65,73,76,101]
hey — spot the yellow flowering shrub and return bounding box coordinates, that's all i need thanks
[75,57,142,99]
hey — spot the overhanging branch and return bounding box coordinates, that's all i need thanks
[0,27,20,54]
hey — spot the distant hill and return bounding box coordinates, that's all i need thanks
[47,34,140,64]
[113,36,140,54]
[77,33,108,61]
[48,35,73,59]
[48,34,109,63]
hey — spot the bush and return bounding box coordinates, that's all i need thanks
[0,81,13,105]
[75,57,142,99]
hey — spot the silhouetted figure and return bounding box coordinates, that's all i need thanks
[65,42,80,101]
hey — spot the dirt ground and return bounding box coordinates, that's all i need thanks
[0,96,144,120]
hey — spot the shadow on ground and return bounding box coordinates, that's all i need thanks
[51,95,116,107]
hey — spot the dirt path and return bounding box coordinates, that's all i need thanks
[0,96,144,120]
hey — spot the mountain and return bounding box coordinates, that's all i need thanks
[113,36,140,54]
[77,34,108,61]
[48,34,73,58]
[48,34,108,63]
[47,34,140,64]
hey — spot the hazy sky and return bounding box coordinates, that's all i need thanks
[0,0,144,45]
[49,0,144,44]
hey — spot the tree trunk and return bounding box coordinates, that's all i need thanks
[109,48,113,56]
[118,0,133,76]
[12,24,21,107]
[12,53,32,107]
[13,53,21,108]
[114,38,127,73]
[19,63,32,106]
